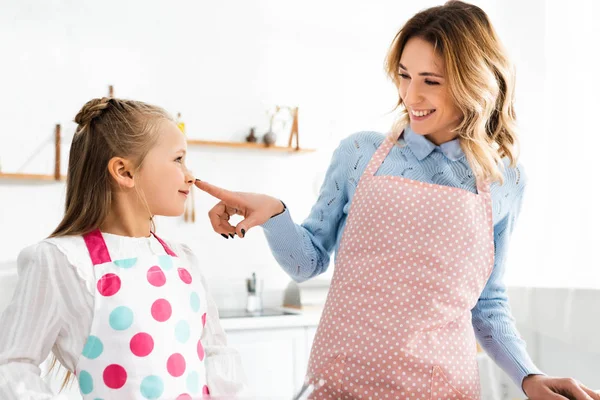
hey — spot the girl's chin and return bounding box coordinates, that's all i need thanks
[151,208,185,218]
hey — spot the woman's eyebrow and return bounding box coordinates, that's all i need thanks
[399,62,444,78]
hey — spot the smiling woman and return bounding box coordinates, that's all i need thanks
[385,1,519,183]
[396,38,461,143]
[194,1,600,399]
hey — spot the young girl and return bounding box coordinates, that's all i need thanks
[0,98,245,399]
[195,1,598,399]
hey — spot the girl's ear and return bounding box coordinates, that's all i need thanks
[107,157,136,188]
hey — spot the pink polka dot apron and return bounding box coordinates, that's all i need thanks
[307,132,494,399]
[75,230,210,399]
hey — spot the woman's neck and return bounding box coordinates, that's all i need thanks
[425,131,459,146]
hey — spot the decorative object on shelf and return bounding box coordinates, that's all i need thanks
[176,112,186,135]
[262,130,276,146]
[270,105,301,151]
[171,104,311,153]
[245,127,257,143]
[186,139,315,153]
[262,107,278,147]
[288,107,300,150]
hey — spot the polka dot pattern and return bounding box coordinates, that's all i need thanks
[190,292,200,312]
[114,257,137,269]
[76,236,209,398]
[130,332,154,357]
[109,306,134,331]
[147,266,166,287]
[78,370,93,395]
[103,364,127,389]
[167,353,186,377]
[175,320,191,343]
[430,365,474,399]
[306,138,494,399]
[97,273,121,297]
[140,375,164,399]
[178,268,193,284]
[151,299,172,322]
[82,336,103,359]
[197,339,205,361]
[186,371,199,394]
[158,254,174,270]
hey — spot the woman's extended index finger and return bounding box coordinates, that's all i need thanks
[194,179,240,205]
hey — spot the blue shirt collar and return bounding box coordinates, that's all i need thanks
[402,125,464,161]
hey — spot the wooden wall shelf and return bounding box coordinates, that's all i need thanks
[1,133,315,183]
[0,172,66,182]
[187,139,316,153]
[0,124,64,183]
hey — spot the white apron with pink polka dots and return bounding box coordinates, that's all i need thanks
[75,229,210,399]
[307,132,494,399]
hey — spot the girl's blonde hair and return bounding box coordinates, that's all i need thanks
[385,0,518,183]
[48,97,172,389]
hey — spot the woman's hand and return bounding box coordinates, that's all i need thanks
[523,375,600,400]
[194,180,284,238]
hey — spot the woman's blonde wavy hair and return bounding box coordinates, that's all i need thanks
[47,97,172,390]
[385,0,518,183]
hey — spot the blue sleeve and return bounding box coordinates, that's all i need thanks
[260,138,354,282]
[471,167,544,392]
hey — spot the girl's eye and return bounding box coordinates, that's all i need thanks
[425,80,440,86]
[175,156,183,163]
[399,73,410,79]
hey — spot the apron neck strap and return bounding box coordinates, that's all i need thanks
[151,232,178,257]
[475,176,490,195]
[83,229,112,265]
[364,131,492,196]
[83,229,178,266]
[363,132,401,177]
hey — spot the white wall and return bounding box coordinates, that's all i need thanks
[534,0,600,287]
[0,0,402,307]
[1,0,598,305]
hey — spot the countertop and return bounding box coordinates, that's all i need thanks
[219,307,323,331]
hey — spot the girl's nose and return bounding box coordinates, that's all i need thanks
[184,168,195,184]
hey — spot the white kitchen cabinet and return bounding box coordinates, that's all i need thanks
[304,326,317,356]
[225,326,313,398]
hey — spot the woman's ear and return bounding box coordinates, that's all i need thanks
[107,157,136,188]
